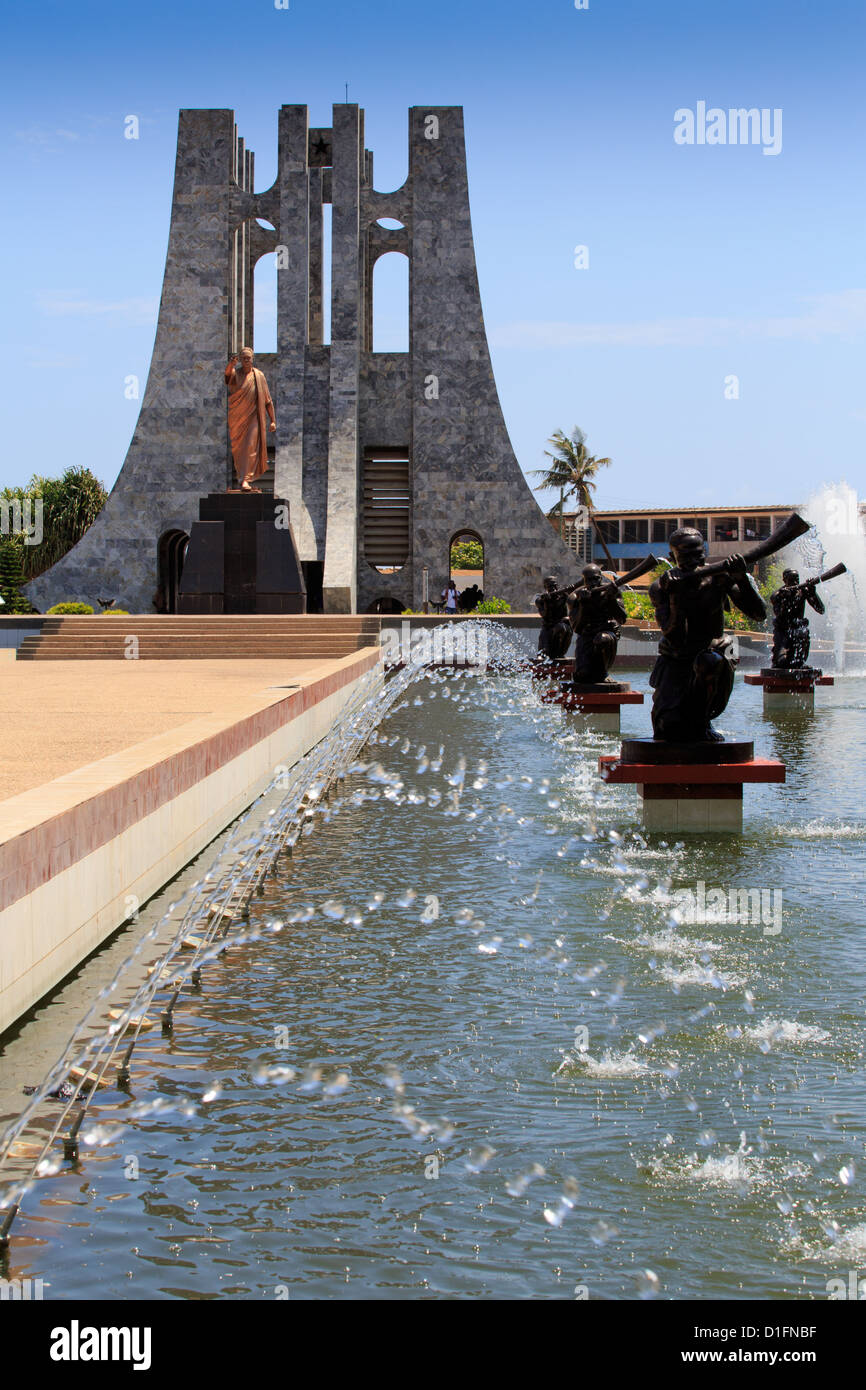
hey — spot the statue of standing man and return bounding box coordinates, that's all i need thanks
[225,347,276,492]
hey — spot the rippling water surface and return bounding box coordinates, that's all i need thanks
[2,664,865,1300]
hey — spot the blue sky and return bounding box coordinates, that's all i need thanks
[2,0,864,511]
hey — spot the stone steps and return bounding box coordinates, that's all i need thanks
[20,650,375,660]
[23,628,379,637]
[31,618,378,628]
[20,635,378,643]
[17,615,383,660]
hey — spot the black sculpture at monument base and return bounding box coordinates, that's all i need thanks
[178,493,306,614]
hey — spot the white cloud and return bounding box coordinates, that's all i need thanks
[37,294,158,326]
[15,127,80,148]
[491,290,866,349]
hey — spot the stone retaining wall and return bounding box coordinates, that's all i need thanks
[0,649,380,1035]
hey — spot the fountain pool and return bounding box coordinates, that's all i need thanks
[0,653,864,1300]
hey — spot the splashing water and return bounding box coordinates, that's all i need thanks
[797,482,866,671]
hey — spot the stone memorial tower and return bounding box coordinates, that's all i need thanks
[27,104,576,615]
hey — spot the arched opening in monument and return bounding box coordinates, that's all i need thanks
[449,528,485,611]
[156,529,189,614]
[363,450,411,573]
[372,251,409,352]
[365,595,404,614]
[253,253,277,354]
[371,143,408,195]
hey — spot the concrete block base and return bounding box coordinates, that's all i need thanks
[583,710,622,734]
[638,790,744,833]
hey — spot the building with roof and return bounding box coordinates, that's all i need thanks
[557,503,806,575]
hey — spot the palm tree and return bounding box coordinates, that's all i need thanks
[532,426,613,560]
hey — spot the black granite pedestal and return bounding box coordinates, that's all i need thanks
[178,493,306,614]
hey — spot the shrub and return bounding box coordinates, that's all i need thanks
[724,607,766,633]
[622,582,770,633]
[101,608,131,615]
[475,596,511,614]
[46,602,95,615]
[623,591,654,622]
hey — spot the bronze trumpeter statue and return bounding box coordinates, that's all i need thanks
[567,555,659,684]
[770,563,846,669]
[648,513,812,742]
[568,565,627,684]
[535,575,577,660]
[649,530,765,742]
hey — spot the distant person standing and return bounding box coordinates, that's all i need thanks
[442,579,458,613]
[458,583,482,612]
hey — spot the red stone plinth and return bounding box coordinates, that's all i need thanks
[598,740,786,832]
[528,658,574,681]
[744,670,833,691]
[744,668,833,710]
[540,683,643,731]
[541,686,643,711]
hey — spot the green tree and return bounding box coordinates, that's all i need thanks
[532,426,613,541]
[0,538,30,613]
[757,560,785,608]
[450,540,484,570]
[0,466,108,582]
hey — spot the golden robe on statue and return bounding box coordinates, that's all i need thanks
[225,361,273,486]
